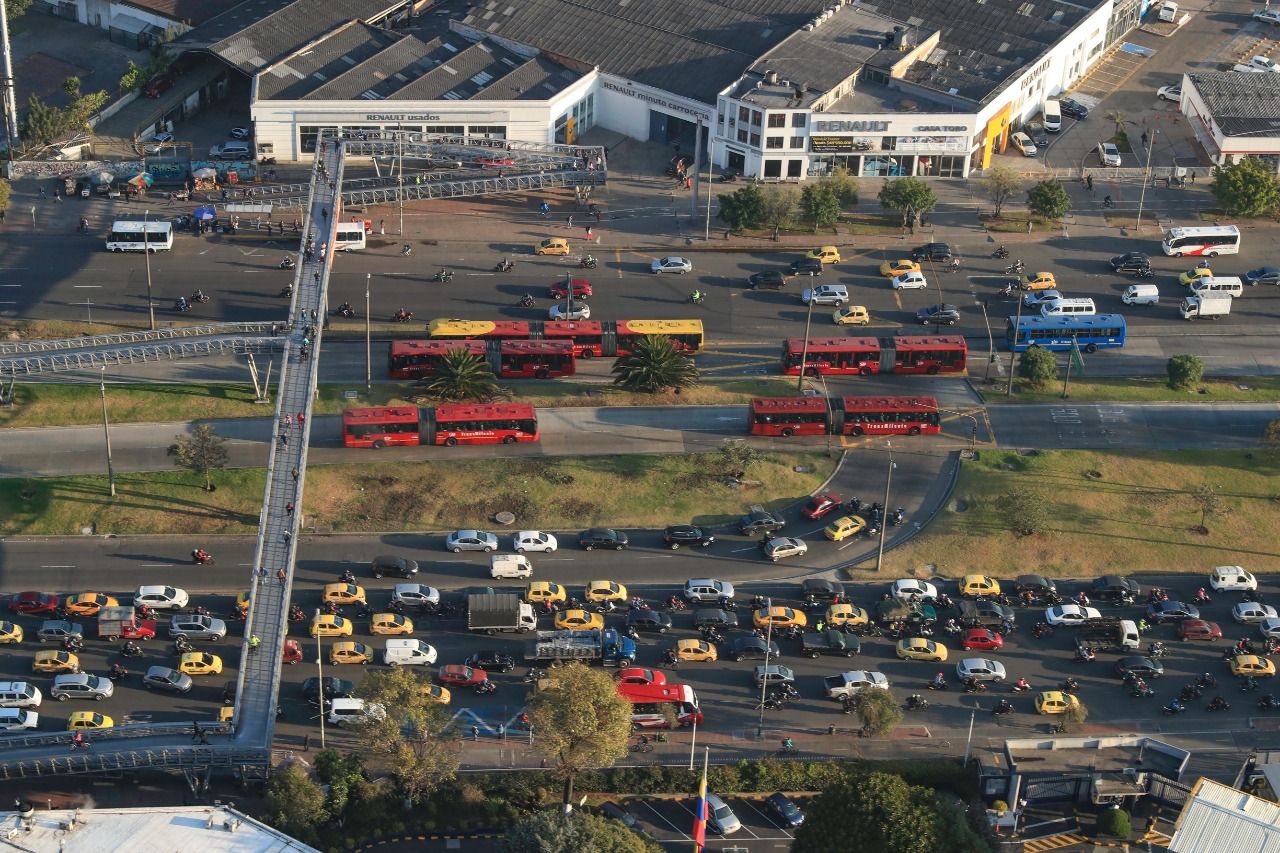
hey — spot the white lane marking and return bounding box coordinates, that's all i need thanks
[40,565,76,569]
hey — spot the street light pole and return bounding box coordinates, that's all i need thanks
[796,297,815,393]
[981,299,995,383]
[144,209,155,330]
[1134,129,1159,232]
[704,137,715,242]
[873,446,894,572]
[365,273,372,398]
[398,123,405,237]
[315,608,326,750]
[757,597,773,738]
[99,366,115,497]
[1005,293,1024,396]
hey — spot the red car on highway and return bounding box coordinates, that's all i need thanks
[802,494,843,520]
[1176,619,1223,641]
[438,664,487,687]
[549,278,592,300]
[960,628,1004,651]
[9,592,59,614]
[475,156,515,167]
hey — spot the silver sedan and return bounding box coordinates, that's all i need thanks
[444,530,498,553]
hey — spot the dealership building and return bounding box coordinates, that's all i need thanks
[169,0,1147,178]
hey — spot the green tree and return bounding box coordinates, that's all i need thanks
[525,662,633,804]
[1262,418,1280,465]
[350,667,460,803]
[800,182,842,231]
[312,748,365,821]
[717,185,765,232]
[1095,807,1131,837]
[120,61,146,93]
[848,687,903,737]
[1026,179,1071,220]
[760,185,799,240]
[62,77,82,99]
[167,423,229,491]
[0,178,11,214]
[1166,354,1204,390]
[820,166,859,208]
[982,164,1023,217]
[1210,157,1280,217]
[424,346,498,401]
[877,178,937,226]
[792,772,940,853]
[611,335,699,394]
[262,764,327,845]
[1060,699,1089,731]
[933,800,994,853]
[4,0,34,21]
[1018,345,1058,389]
[716,440,760,476]
[17,95,65,146]
[1104,110,1127,140]
[1191,484,1220,533]
[504,809,662,853]
[995,488,1051,536]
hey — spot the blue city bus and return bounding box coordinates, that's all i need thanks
[1004,314,1127,352]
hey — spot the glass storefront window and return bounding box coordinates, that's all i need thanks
[469,126,507,139]
[763,160,782,178]
[300,126,321,153]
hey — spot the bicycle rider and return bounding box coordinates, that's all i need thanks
[781,737,794,752]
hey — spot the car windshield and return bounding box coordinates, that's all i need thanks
[712,803,733,819]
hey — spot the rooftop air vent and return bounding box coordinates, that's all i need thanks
[766,70,779,84]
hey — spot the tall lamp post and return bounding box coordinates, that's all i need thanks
[99,366,115,497]
[314,607,326,750]
[365,273,372,398]
[981,299,995,383]
[1134,128,1160,232]
[1005,294,1024,396]
[144,209,155,330]
[756,597,774,738]
[796,297,816,393]
[873,445,894,572]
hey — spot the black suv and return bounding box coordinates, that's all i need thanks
[788,258,824,276]
[370,555,418,579]
[625,609,673,633]
[910,243,952,262]
[1091,575,1141,601]
[726,637,781,661]
[1015,574,1057,595]
[748,270,792,291]
[579,528,628,551]
[302,677,355,707]
[916,304,960,326]
[740,505,786,536]
[1110,252,1150,273]
[1059,98,1090,119]
[801,579,845,602]
[465,650,516,673]
[693,608,737,630]
[662,525,716,549]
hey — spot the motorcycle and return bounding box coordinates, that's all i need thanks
[392,310,413,323]
[279,285,294,298]
[174,299,192,313]
[386,600,405,615]
[279,257,296,270]
[963,680,987,693]
[108,666,129,682]
[260,156,277,165]
[1259,694,1280,711]
[1059,678,1081,693]
[759,697,784,711]
[718,170,740,182]
[889,507,905,526]
[228,606,248,622]
[1032,623,1055,639]
[684,293,706,305]
[63,637,84,653]
[192,550,214,565]
[1240,677,1262,693]
[288,604,306,622]
[1194,591,1212,605]
[1011,681,1033,693]
[518,296,536,308]
[1004,261,1025,275]
[579,257,597,269]
[992,700,1015,716]
[525,668,548,683]
[1132,267,1156,279]
[927,679,950,691]
[1148,643,1166,659]
[339,569,356,584]
[1243,590,1265,603]
[433,270,454,283]
[998,284,1014,298]
[474,681,497,695]
[171,640,193,655]
[1162,703,1187,715]
[991,246,1009,260]
[355,604,373,619]
[190,292,210,304]
[1197,674,1219,689]
[1223,647,1241,661]
[1207,696,1231,711]
[494,259,514,272]
[1180,685,1203,701]
[1131,685,1155,698]
[120,643,144,658]
[906,695,930,711]
[334,304,355,318]
[702,629,725,644]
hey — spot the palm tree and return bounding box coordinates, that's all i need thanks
[1104,110,1127,141]
[611,335,699,394]
[422,347,498,401]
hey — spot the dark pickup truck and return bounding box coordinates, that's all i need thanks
[800,630,859,658]
[955,600,1015,627]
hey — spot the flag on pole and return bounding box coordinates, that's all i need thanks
[692,753,708,851]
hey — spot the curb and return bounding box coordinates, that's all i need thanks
[356,833,503,849]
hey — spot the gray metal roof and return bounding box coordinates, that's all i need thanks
[1187,72,1280,137]
[458,0,836,104]
[1170,778,1280,853]
[257,22,401,100]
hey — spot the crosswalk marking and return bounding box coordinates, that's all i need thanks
[1020,832,1088,852]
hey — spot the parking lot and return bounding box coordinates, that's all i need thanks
[614,794,812,847]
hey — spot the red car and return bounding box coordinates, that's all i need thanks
[475,157,515,167]
[961,628,1004,651]
[143,72,177,98]
[549,278,593,300]
[438,664,487,687]
[9,592,59,614]
[802,493,843,520]
[282,639,302,664]
[1177,619,1223,641]
[615,667,666,686]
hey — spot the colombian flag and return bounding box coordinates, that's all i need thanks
[692,765,708,851]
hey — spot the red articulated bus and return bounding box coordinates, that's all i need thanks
[427,319,704,356]
[781,337,881,376]
[388,340,487,380]
[747,396,832,436]
[840,396,941,436]
[498,340,575,379]
[890,335,967,375]
[341,404,539,448]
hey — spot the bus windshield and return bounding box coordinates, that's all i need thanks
[106,220,174,253]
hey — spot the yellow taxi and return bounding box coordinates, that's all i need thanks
[370,613,414,635]
[180,652,223,676]
[753,606,808,630]
[310,614,353,637]
[1020,272,1057,291]
[534,237,571,256]
[63,593,118,617]
[323,583,367,605]
[1179,267,1212,286]
[832,305,870,326]
[1035,691,1081,715]
[0,621,23,644]
[826,603,869,630]
[235,590,252,610]
[960,576,1001,598]
[807,246,841,264]
[218,706,234,724]
[422,683,452,705]
[585,580,628,603]
[823,515,867,542]
[879,259,920,277]
[525,581,566,605]
[1231,655,1277,679]
[554,609,605,631]
[329,641,375,665]
[896,638,949,662]
[33,650,79,673]
[675,639,718,662]
[67,711,113,731]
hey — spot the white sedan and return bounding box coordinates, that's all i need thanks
[891,272,928,290]
[1045,604,1102,626]
[548,302,590,321]
[144,131,174,154]
[763,537,808,562]
[890,579,938,602]
[133,585,189,610]
[1256,9,1280,25]
[651,257,692,274]
[1233,602,1279,624]
[956,658,1007,683]
[514,531,558,553]
[1156,85,1181,102]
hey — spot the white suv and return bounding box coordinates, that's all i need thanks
[683,579,735,603]
[891,272,928,290]
[801,285,848,306]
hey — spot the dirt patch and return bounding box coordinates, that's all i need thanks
[14,54,91,104]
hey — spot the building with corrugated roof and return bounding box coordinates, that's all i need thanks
[1176,72,1280,172]
[1169,778,1280,853]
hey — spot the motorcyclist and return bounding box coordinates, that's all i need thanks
[1076,591,1090,605]
[73,731,85,747]
[934,672,946,688]
[944,618,960,634]
[1166,698,1182,713]
[690,289,703,302]
[192,289,205,303]
[438,267,450,279]
[521,293,535,307]
[1194,587,1210,603]
[908,694,926,709]
[1014,677,1030,691]
[176,296,189,311]
[582,254,596,267]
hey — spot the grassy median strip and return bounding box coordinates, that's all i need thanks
[987,376,1280,404]
[856,448,1280,578]
[0,452,835,536]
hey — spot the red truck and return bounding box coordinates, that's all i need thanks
[97,606,157,642]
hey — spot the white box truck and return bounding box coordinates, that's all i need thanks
[1180,292,1233,319]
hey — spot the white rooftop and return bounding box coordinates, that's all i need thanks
[1170,778,1280,853]
[0,805,318,852]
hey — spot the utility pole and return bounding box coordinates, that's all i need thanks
[1005,294,1024,396]
[873,446,894,572]
[0,0,19,153]
[144,209,155,330]
[397,123,405,237]
[796,297,815,393]
[99,367,115,497]
[704,138,715,241]
[1134,129,1159,232]
[365,273,371,398]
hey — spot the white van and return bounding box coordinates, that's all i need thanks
[0,708,38,731]
[382,639,438,667]
[327,698,385,727]
[1040,297,1097,317]
[0,682,42,708]
[1042,100,1063,132]
[1190,276,1243,297]
[1122,284,1160,306]
[490,554,532,580]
